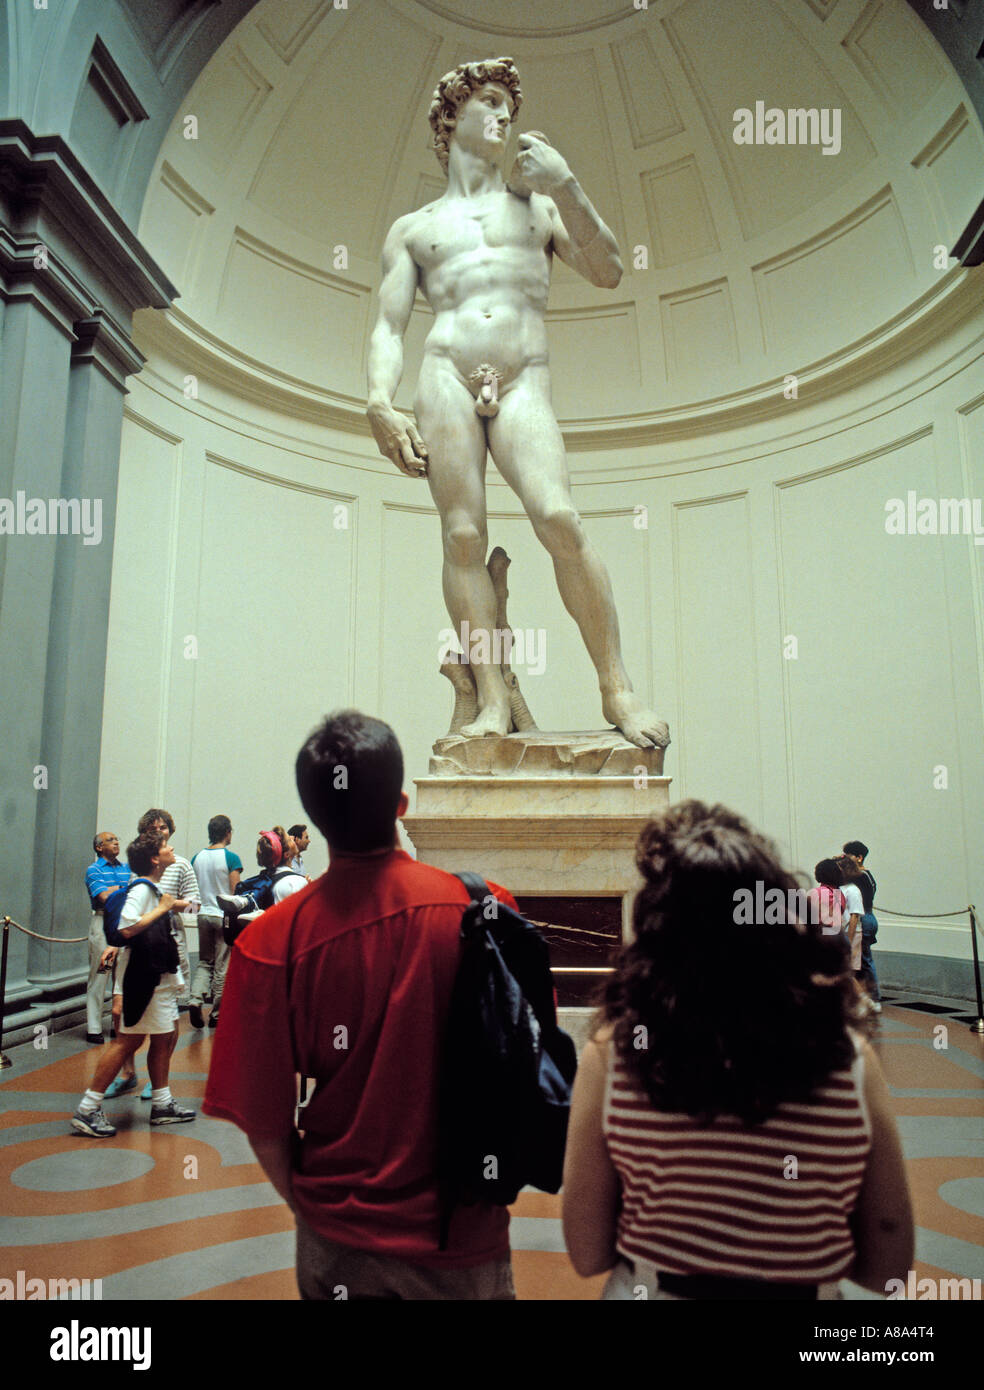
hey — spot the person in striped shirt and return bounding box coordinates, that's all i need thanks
[137,809,200,1003]
[563,800,913,1300]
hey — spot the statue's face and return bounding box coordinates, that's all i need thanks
[450,81,514,165]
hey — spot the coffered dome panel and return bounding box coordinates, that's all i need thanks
[247,3,442,251]
[662,0,877,239]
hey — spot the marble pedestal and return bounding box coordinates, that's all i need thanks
[402,731,671,1019]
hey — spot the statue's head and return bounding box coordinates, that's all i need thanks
[428,57,523,175]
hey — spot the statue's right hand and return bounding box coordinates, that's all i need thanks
[367,403,429,478]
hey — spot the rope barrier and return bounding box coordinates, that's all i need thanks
[0,911,109,1070]
[871,906,973,919]
[1,895,980,1073]
[1,915,88,943]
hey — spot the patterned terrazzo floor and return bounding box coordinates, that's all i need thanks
[1,993,981,1301]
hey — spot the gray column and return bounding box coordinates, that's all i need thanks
[29,316,144,991]
[0,123,174,1036]
[0,300,75,1011]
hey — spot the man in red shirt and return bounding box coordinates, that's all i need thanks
[203,710,516,1298]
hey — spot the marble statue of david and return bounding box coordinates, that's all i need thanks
[367,57,669,750]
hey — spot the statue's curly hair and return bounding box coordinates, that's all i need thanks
[428,57,522,175]
[599,800,872,1126]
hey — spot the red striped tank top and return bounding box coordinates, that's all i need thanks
[603,1040,870,1282]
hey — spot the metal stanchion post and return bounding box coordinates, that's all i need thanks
[968,905,984,1036]
[0,916,12,1068]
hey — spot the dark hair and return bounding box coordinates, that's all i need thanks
[288,824,306,840]
[208,815,232,843]
[138,808,174,836]
[127,830,166,878]
[836,854,862,883]
[814,858,842,889]
[843,840,869,860]
[295,711,403,853]
[601,801,867,1126]
[93,833,105,855]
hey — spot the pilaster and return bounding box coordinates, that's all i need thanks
[0,119,175,1016]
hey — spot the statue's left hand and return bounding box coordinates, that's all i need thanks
[513,134,572,195]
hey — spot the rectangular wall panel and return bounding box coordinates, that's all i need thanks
[660,279,738,382]
[98,416,181,828]
[547,304,642,416]
[776,430,973,908]
[641,156,719,267]
[610,31,684,147]
[183,456,356,846]
[379,503,457,797]
[672,492,762,820]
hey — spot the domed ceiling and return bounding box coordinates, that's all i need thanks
[137,0,984,436]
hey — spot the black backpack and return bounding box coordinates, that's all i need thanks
[104,879,181,1026]
[436,872,578,1249]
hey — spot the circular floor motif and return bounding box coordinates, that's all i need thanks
[11,1149,156,1191]
[938,1177,984,1220]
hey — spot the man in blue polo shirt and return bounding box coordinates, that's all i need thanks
[83,832,132,1043]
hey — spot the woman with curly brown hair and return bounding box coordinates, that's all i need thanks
[562,800,912,1300]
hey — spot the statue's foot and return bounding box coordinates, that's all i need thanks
[460,698,511,738]
[602,690,670,750]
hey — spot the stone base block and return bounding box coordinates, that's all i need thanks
[403,730,672,997]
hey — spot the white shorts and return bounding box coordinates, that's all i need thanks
[119,972,183,1035]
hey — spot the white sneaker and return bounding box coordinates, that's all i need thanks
[150,1100,197,1126]
[71,1107,117,1138]
[217,893,249,916]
